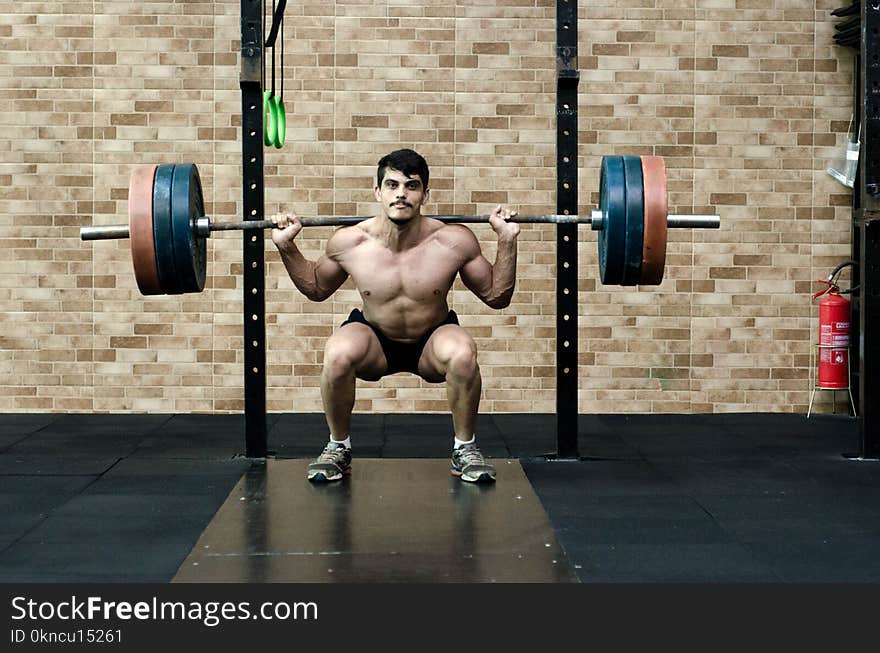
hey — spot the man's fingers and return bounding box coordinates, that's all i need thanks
[490,205,518,221]
[271,213,299,229]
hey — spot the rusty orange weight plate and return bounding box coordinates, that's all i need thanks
[128,165,162,294]
[639,156,667,285]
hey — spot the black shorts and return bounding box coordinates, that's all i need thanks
[340,308,460,378]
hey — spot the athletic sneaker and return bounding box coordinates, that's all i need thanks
[307,442,352,482]
[451,443,496,483]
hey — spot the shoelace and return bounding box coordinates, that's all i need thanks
[317,444,347,463]
[457,446,485,466]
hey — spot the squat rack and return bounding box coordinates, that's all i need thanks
[238,1,582,458]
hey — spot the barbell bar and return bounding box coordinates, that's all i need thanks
[79,211,717,240]
[80,156,720,294]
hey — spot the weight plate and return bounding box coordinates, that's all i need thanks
[152,163,181,294]
[128,164,162,295]
[598,156,627,285]
[640,155,668,285]
[621,155,645,286]
[170,163,207,294]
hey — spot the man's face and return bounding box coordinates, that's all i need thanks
[374,168,428,225]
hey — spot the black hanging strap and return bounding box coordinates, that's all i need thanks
[264,0,287,48]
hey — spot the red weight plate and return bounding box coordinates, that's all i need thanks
[128,164,162,294]
[639,156,667,285]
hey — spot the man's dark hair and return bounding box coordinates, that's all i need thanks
[376,149,429,190]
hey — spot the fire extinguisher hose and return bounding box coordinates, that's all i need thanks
[825,260,858,295]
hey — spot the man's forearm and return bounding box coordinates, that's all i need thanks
[277,242,322,300]
[488,235,517,308]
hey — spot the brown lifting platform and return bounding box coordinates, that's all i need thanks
[173,458,577,583]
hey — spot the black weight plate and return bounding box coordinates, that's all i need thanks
[170,163,207,293]
[621,155,645,286]
[598,156,626,285]
[152,163,181,294]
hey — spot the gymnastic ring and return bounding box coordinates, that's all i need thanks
[263,90,278,147]
[272,98,286,149]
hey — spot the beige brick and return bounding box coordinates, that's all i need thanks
[0,1,847,416]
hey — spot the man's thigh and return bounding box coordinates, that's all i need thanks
[326,322,388,381]
[417,324,477,383]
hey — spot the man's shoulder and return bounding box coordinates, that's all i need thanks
[430,220,480,253]
[326,224,369,256]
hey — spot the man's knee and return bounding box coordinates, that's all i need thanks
[323,325,386,380]
[322,337,362,378]
[443,336,479,381]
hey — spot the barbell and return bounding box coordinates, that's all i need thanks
[80,156,720,295]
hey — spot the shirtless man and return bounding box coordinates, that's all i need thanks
[272,149,519,483]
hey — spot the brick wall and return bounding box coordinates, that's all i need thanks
[0,0,855,415]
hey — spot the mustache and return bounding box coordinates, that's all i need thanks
[390,201,412,207]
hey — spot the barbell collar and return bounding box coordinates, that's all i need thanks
[195,216,211,238]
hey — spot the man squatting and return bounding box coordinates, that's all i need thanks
[272,149,519,483]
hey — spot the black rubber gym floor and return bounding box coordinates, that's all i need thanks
[0,412,875,583]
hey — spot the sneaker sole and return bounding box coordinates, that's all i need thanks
[451,469,496,483]
[307,468,351,483]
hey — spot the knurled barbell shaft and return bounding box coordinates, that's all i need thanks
[80,212,720,241]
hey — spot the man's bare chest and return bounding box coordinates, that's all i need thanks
[340,240,461,302]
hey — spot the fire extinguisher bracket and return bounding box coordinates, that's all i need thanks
[807,344,857,418]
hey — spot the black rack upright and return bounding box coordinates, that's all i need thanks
[242,0,268,458]
[555,0,580,458]
[854,1,880,457]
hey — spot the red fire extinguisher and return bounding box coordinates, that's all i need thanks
[812,269,853,390]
